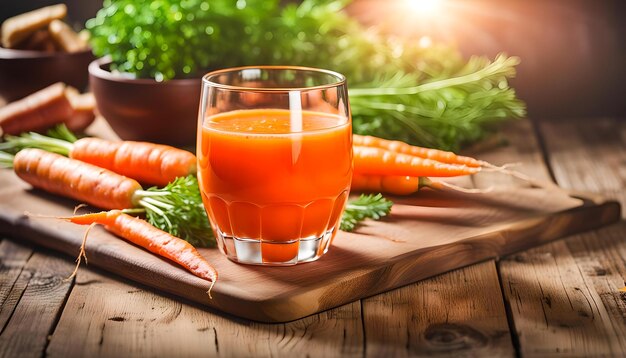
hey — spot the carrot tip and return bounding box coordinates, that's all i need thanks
[480,161,557,189]
[73,203,88,215]
[207,279,216,300]
[479,161,523,173]
[24,211,66,220]
[441,181,494,194]
[65,222,96,281]
[425,179,494,194]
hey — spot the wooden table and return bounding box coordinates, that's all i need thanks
[1,117,624,357]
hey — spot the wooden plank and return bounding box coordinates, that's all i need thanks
[564,224,626,350]
[0,239,33,332]
[543,118,625,354]
[47,266,363,357]
[363,261,514,357]
[498,118,626,357]
[500,241,624,356]
[0,251,74,358]
[541,118,625,210]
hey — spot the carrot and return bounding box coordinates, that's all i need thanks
[353,136,552,190]
[8,148,215,247]
[64,210,217,289]
[353,134,481,168]
[14,148,141,209]
[351,173,492,195]
[5,132,197,186]
[353,146,480,177]
[352,174,423,195]
[70,138,197,186]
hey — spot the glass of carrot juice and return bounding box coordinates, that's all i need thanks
[197,66,353,266]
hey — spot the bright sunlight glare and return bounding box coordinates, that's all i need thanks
[404,0,446,16]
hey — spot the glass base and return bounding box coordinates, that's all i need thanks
[215,228,335,266]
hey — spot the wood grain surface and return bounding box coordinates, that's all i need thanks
[0,122,620,322]
[496,118,626,357]
[46,266,364,357]
[363,260,514,357]
[0,250,74,358]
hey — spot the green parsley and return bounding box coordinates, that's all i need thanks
[340,193,393,232]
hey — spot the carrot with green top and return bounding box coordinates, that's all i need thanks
[3,130,196,186]
[353,134,481,168]
[64,210,217,290]
[353,146,480,178]
[4,148,214,247]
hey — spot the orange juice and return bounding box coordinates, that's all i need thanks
[197,108,352,264]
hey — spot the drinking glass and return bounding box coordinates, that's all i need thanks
[197,66,353,265]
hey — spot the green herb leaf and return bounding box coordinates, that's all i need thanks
[0,131,73,155]
[350,53,526,151]
[0,151,14,168]
[340,193,393,232]
[136,175,216,248]
[46,124,79,143]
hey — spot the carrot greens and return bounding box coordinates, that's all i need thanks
[135,175,215,248]
[1,131,73,155]
[3,148,216,248]
[340,194,393,232]
[0,151,13,168]
[46,123,78,143]
[350,54,526,151]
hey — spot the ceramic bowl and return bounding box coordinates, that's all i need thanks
[0,47,94,102]
[88,57,201,146]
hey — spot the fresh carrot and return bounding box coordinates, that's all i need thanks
[353,146,480,177]
[10,148,215,248]
[64,210,217,288]
[351,173,491,195]
[5,132,196,186]
[70,138,197,186]
[14,148,141,209]
[353,134,481,168]
[351,174,423,195]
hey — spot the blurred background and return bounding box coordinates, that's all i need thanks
[2,0,625,120]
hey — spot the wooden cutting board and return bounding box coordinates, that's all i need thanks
[0,164,620,323]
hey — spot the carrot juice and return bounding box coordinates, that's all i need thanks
[197,108,352,265]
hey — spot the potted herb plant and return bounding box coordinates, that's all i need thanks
[87,0,525,150]
[86,0,272,145]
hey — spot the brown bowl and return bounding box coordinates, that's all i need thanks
[0,47,94,102]
[89,57,201,146]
